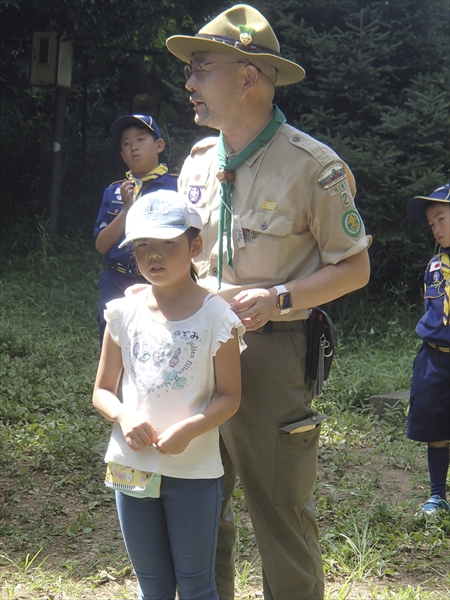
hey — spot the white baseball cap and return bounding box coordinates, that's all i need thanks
[118,190,203,248]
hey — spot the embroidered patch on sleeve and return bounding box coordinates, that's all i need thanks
[342,210,362,237]
[432,270,443,283]
[430,260,441,272]
[188,186,201,204]
[328,179,349,197]
[191,170,210,187]
[318,163,347,190]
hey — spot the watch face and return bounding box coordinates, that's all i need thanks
[278,292,292,310]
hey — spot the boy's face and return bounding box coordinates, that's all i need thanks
[426,202,450,248]
[120,126,165,178]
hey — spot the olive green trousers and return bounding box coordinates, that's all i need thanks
[216,322,324,600]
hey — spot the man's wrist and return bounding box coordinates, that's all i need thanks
[273,284,293,315]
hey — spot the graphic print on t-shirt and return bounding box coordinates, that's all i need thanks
[129,327,200,394]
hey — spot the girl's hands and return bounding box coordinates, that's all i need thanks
[155,420,194,455]
[118,413,158,452]
[119,413,193,455]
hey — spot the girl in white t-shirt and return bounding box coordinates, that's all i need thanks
[93,190,245,600]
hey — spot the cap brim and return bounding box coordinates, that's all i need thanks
[118,226,188,248]
[110,116,158,144]
[407,196,449,222]
[166,35,305,86]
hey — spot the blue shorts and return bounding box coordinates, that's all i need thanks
[407,343,450,442]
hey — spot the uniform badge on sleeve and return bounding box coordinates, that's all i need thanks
[188,186,201,204]
[432,270,443,283]
[342,210,362,237]
[430,260,441,272]
[318,163,347,190]
[191,171,209,187]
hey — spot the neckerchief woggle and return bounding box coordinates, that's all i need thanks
[126,164,169,202]
[216,105,286,289]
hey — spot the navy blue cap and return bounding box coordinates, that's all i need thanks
[110,114,162,145]
[407,184,450,222]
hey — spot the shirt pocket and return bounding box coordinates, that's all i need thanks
[236,210,295,282]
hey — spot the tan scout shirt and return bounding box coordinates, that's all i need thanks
[178,122,371,321]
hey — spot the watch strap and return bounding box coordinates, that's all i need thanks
[274,284,289,296]
[274,284,292,314]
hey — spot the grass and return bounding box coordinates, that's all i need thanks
[1,224,449,599]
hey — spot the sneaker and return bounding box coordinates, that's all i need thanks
[422,495,450,516]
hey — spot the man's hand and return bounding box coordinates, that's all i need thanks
[230,288,277,331]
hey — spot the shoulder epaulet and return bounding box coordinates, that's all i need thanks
[282,124,339,168]
[190,135,219,155]
[108,178,126,188]
[428,252,447,266]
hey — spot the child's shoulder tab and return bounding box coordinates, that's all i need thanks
[108,178,126,187]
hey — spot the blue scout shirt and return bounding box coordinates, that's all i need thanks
[416,251,450,348]
[93,168,178,274]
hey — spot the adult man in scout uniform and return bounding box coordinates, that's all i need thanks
[167,5,371,599]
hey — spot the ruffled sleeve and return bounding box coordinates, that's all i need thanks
[213,305,246,356]
[104,297,126,346]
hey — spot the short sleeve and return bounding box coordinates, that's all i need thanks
[213,308,246,356]
[104,297,126,346]
[309,160,372,265]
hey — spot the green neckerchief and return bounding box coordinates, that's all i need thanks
[216,105,286,289]
[126,164,169,202]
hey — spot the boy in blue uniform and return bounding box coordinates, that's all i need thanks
[94,114,178,343]
[407,184,450,516]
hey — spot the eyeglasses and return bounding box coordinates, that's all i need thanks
[184,60,248,81]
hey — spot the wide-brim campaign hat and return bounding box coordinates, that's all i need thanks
[407,184,450,222]
[110,114,161,145]
[166,4,305,86]
[118,190,203,248]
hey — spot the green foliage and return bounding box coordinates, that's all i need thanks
[0,222,105,473]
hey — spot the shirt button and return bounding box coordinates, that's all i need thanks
[292,136,301,142]
[212,267,218,276]
[260,223,267,231]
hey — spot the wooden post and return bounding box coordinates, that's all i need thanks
[49,85,67,238]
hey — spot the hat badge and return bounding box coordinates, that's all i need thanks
[238,25,255,46]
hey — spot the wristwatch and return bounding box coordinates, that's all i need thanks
[274,285,292,315]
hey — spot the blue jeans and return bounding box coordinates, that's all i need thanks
[115,476,222,600]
